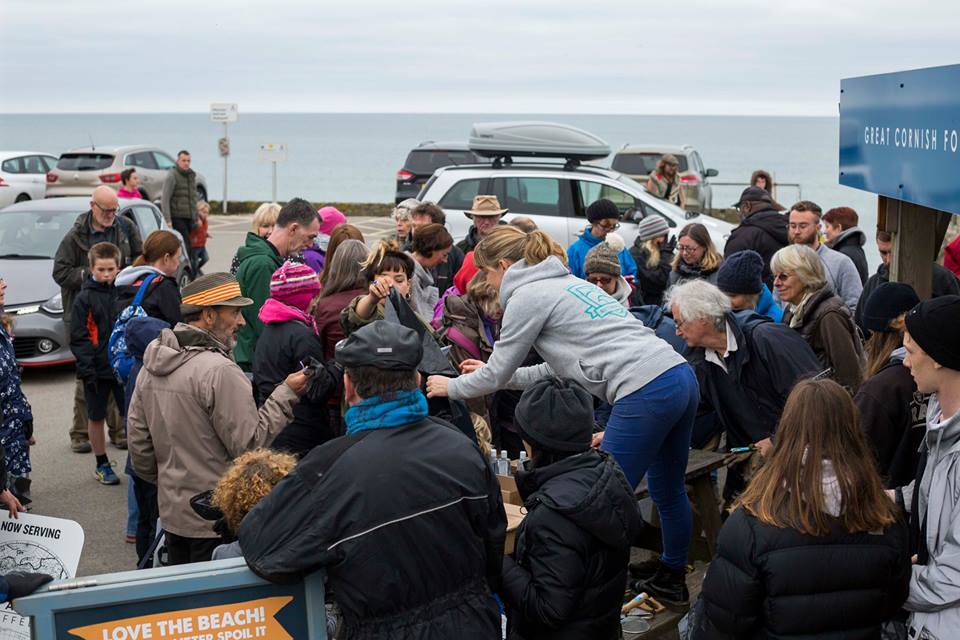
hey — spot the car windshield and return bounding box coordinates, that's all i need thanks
[0,210,84,258]
[611,153,688,175]
[405,150,479,174]
[57,153,114,171]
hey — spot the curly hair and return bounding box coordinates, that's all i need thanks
[211,449,297,534]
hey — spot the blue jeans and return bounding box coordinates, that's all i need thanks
[126,477,138,537]
[601,364,699,568]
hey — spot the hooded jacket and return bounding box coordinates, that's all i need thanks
[447,256,686,405]
[69,277,119,381]
[239,416,506,640]
[566,228,638,280]
[608,276,632,308]
[122,316,169,477]
[695,497,910,639]
[115,265,182,326]
[409,254,439,317]
[723,207,788,287]
[52,211,142,323]
[628,242,673,306]
[234,232,285,367]
[781,285,865,394]
[127,324,297,538]
[855,263,960,334]
[501,450,642,640]
[828,227,869,284]
[906,396,960,639]
[814,243,863,312]
[854,348,928,489]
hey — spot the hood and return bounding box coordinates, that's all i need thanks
[830,226,866,249]
[258,298,317,333]
[142,324,229,377]
[411,256,434,287]
[499,256,569,308]
[1,258,58,306]
[889,346,906,365]
[924,395,960,455]
[516,450,641,547]
[630,304,687,356]
[742,209,788,245]
[235,232,278,263]
[818,459,843,518]
[115,264,164,287]
[610,277,631,307]
[630,304,665,327]
[125,316,170,359]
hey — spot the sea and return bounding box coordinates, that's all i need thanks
[0,113,880,264]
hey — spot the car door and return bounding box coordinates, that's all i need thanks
[124,151,159,198]
[692,151,712,210]
[22,155,50,199]
[0,157,26,206]
[489,176,574,245]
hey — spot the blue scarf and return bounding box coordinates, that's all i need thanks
[344,390,429,435]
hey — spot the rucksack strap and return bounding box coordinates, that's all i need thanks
[444,326,483,360]
[133,273,159,306]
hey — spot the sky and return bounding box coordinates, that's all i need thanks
[2,0,959,116]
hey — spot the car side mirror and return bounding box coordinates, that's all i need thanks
[704,168,719,178]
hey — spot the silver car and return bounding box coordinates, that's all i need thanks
[45,145,208,202]
[0,151,58,208]
[0,197,192,368]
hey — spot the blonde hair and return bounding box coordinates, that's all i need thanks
[251,202,281,232]
[196,200,210,215]
[770,244,827,292]
[471,414,493,458]
[467,271,501,319]
[643,238,661,269]
[211,449,297,534]
[473,225,567,270]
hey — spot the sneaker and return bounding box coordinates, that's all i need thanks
[94,462,120,485]
[633,563,690,609]
[71,440,92,453]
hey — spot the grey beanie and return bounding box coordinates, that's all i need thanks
[636,215,669,242]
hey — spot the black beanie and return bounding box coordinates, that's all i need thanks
[514,378,593,453]
[586,198,621,223]
[717,250,763,295]
[863,282,920,333]
[905,295,960,370]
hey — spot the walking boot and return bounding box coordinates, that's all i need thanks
[633,562,689,609]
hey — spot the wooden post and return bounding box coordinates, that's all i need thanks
[880,195,952,300]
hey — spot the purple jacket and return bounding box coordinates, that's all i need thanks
[302,246,325,274]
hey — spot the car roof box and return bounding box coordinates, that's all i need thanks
[468,121,611,162]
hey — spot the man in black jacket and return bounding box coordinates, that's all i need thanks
[240,321,506,640]
[724,186,788,288]
[668,280,820,501]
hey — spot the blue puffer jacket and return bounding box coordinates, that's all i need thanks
[0,325,32,478]
[755,284,783,323]
[567,228,638,280]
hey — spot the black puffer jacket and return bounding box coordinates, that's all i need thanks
[252,316,339,456]
[694,507,910,639]
[628,242,674,306]
[723,208,788,288]
[829,227,869,284]
[240,416,506,640]
[501,450,642,640]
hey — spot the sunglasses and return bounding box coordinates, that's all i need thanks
[587,275,614,286]
[773,272,792,282]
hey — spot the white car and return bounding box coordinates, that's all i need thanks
[0,151,58,208]
[419,162,734,251]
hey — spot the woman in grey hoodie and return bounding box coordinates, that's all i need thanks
[426,225,699,604]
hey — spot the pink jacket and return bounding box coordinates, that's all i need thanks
[116,186,141,199]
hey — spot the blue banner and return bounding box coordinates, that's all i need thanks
[839,63,960,216]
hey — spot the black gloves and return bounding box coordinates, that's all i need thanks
[3,572,53,601]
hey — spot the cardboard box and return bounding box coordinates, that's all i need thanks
[504,503,526,555]
[498,473,522,506]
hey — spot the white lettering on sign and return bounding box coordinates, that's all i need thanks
[863,125,959,153]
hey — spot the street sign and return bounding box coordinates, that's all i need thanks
[209,102,238,123]
[839,63,960,216]
[259,143,288,163]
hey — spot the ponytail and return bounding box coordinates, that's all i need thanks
[474,226,567,269]
[361,239,414,280]
[522,230,567,266]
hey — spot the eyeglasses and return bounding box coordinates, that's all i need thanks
[677,244,702,254]
[596,221,620,231]
[93,202,118,215]
[773,272,792,282]
[587,275,614,286]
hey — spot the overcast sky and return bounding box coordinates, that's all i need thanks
[2,0,958,115]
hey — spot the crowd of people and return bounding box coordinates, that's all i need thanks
[0,158,957,638]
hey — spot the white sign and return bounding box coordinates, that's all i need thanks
[258,143,287,163]
[0,513,84,640]
[209,103,238,123]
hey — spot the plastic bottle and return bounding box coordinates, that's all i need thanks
[498,450,509,476]
[517,451,527,474]
[489,449,498,471]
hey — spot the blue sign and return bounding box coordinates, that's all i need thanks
[839,63,960,215]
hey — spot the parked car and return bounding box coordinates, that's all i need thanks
[396,142,483,203]
[46,145,208,203]
[0,197,192,367]
[0,152,58,208]
[611,144,718,211]
[419,162,733,252]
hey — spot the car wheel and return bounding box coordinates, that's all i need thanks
[197,185,208,203]
[14,193,30,203]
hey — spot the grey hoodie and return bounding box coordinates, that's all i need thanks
[115,264,165,287]
[906,394,960,639]
[408,254,438,317]
[447,257,685,405]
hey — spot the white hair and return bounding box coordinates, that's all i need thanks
[665,279,731,328]
[392,198,420,221]
[770,244,827,291]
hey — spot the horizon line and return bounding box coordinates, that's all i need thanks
[0,111,837,118]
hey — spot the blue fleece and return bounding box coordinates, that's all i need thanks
[344,390,429,435]
[567,227,638,280]
[756,284,783,323]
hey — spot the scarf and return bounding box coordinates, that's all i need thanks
[344,390,429,435]
[788,291,815,329]
[258,297,318,335]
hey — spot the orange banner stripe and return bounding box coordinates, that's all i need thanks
[182,282,243,305]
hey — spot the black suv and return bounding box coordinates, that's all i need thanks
[395,142,483,204]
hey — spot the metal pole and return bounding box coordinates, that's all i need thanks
[223,122,229,215]
[272,161,277,202]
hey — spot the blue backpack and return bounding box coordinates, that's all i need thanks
[109,273,158,383]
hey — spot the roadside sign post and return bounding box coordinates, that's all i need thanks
[210,103,238,214]
[839,64,960,299]
[258,143,288,202]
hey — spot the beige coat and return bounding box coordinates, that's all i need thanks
[128,324,297,539]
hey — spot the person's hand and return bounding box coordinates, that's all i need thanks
[4,572,54,600]
[284,370,310,396]
[911,554,919,565]
[0,490,24,519]
[754,437,773,457]
[368,278,394,301]
[459,359,485,374]
[426,375,451,398]
[591,431,605,449]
